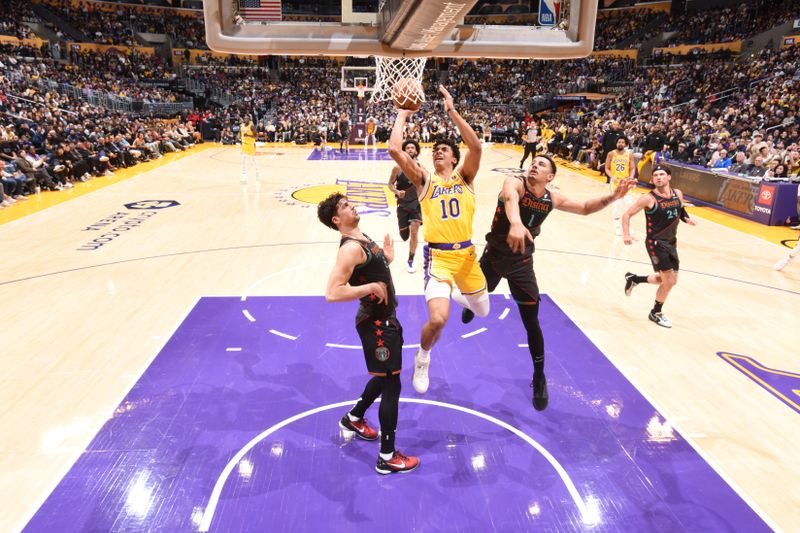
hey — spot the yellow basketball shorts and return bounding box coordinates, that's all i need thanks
[242,140,256,156]
[423,244,487,295]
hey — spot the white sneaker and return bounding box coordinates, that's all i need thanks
[406,260,416,273]
[412,351,430,394]
[774,256,793,271]
[648,311,672,328]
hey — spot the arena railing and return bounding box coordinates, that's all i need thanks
[18,73,193,115]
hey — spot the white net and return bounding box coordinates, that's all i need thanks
[370,56,428,105]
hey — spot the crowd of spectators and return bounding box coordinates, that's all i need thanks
[663,0,800,46]
[41,0,209,49]
[0,0,42,40]
[593,9,661,50]
[1,43,201,205]
[540,45,800,181]
[2,0,799,208]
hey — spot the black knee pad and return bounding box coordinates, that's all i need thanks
[399,226,410,241]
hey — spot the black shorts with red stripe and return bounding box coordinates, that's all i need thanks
[356,316,404,376]
[647,238,679,272]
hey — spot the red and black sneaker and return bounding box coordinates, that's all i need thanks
[339,415,379,441]
[375,450,420,475]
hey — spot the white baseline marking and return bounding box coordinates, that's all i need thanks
[461,327,487,339]
[325,343,361,349]
[15,296,203,533]
[499,307,510,320]
[242,310,255,322]
[547,293,780,532]
[225,347,242,352]
[518,344,529,348]
[198,398,593,531]
[403,343,421,350]
[269,329,298,341]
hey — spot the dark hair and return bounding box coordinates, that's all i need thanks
[402,139,420,155]
[433,138,461,165]
[653,164,672,175]
[536,154,557,175]
[317,192,345,230]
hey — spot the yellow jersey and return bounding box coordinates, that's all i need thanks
[419,170,475,244]
[241,123,256,156]
[609,149,631,180]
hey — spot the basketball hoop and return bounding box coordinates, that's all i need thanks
[370,56,427,105]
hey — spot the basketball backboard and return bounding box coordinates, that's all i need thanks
[203,0,598,60]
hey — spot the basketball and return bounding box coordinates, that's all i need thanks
[392,77,423,111]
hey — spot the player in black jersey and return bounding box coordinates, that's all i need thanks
[463,155,635,410]
[318,192,420,474]
[622,165,697,328]
[388,140,423,273]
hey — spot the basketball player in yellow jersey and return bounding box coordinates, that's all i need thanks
[538,121,555,154]
[389,85,489,394]
[365,117,377,151]
[605,137,636,236]
[240,117,259,184]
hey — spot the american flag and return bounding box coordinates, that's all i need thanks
[239,0,281,21]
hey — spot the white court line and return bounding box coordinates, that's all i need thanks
[325,343,361,349]
[269,329,298,341]
[498,307,510,320]
[503,293,511,299]
[198,398,594,532]
[15,296,203,533]
[226,347,242,352]
[518,344,528,348]
[242,309,255,322]
[545,293,781,532]
[239,259,332,301]
[461,327,487,339]
[403,343,421,350]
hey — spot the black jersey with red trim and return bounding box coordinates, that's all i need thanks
[341,234,397,323]
[395,170,420,209]
[645,189,681,242]
[485,177,554,257]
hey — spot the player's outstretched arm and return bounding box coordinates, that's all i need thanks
[554,177,637,216]
[388,110,426,188]
[501,176,533,254]
[622,193,654,244]
[326,243,387,304]
[439,85,481,184]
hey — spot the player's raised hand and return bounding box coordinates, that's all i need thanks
[382,233,395,263]
[507,222,534,254]
[369,281,388,304]
[614,177,637,198]
[395,108,415,118]
[439,85,455,113]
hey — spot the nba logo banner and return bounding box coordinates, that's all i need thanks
[539,0,559,26]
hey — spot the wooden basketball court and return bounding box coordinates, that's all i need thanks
[2,143,798,531]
